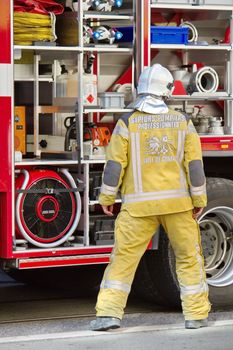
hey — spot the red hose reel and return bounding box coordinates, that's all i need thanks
[15,169,81,248]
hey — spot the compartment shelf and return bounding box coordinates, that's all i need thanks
[14,77,53,82]
[14,45,82,52]
[169,93,231,100]
[37,106,133,114]
[15,159,80,166]
[83,46,133,52]
[150,4,233,11]
[203,150,233,157]
[14,45,83,59]
[83,11,134,20]
[15,157,108,166]
[200,134,233,138]
[151,44,232,50]
[84,107,134,113]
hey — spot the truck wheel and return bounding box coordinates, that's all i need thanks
[142,177,233,308]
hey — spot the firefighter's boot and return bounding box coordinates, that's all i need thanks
[90,317,121,331]
[185,318,208,329]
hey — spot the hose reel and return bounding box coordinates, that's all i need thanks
[15,168,81,248]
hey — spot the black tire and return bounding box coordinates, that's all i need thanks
[141,177,233,309]
[132,255,168,306]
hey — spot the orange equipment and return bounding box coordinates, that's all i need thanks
[84,124,111,147]
[14,106,26,154]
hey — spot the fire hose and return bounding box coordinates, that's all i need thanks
[14,0,64,45]
[14,12,57,45]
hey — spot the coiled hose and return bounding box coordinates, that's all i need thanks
[14,12,57,45]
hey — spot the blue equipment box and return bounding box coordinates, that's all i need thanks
[151,26,189,44]
[116,26,133,42]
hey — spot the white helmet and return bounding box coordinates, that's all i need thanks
[137,64,174,97]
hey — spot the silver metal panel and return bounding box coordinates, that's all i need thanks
[0,64,13,96]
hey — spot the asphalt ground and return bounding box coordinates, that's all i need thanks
[1,269,233,342]
[1,318,233,349]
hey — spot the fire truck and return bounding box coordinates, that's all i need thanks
[1,0,233,308]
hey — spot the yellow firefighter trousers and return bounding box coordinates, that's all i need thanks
[95,209,211,321]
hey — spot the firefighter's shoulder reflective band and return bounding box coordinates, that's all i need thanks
[122,189,189,203]
[113,123,129,139]
[101,183,118,195]
[180,282,208,296]
[100,279,131,294]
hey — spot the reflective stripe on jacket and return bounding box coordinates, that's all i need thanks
[99,108,207,216]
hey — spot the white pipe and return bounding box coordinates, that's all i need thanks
[189,67,219,93]
[15,169,81,248]
[180,21,198,43]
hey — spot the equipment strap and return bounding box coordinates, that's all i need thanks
[17,188,79,194]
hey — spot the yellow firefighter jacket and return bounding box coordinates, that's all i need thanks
[99,108,207,217]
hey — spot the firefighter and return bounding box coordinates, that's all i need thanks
[90,64,211,331]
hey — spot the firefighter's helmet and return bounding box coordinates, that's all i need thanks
[137,64,174,97]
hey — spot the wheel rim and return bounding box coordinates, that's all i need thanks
[199,206,233,287]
